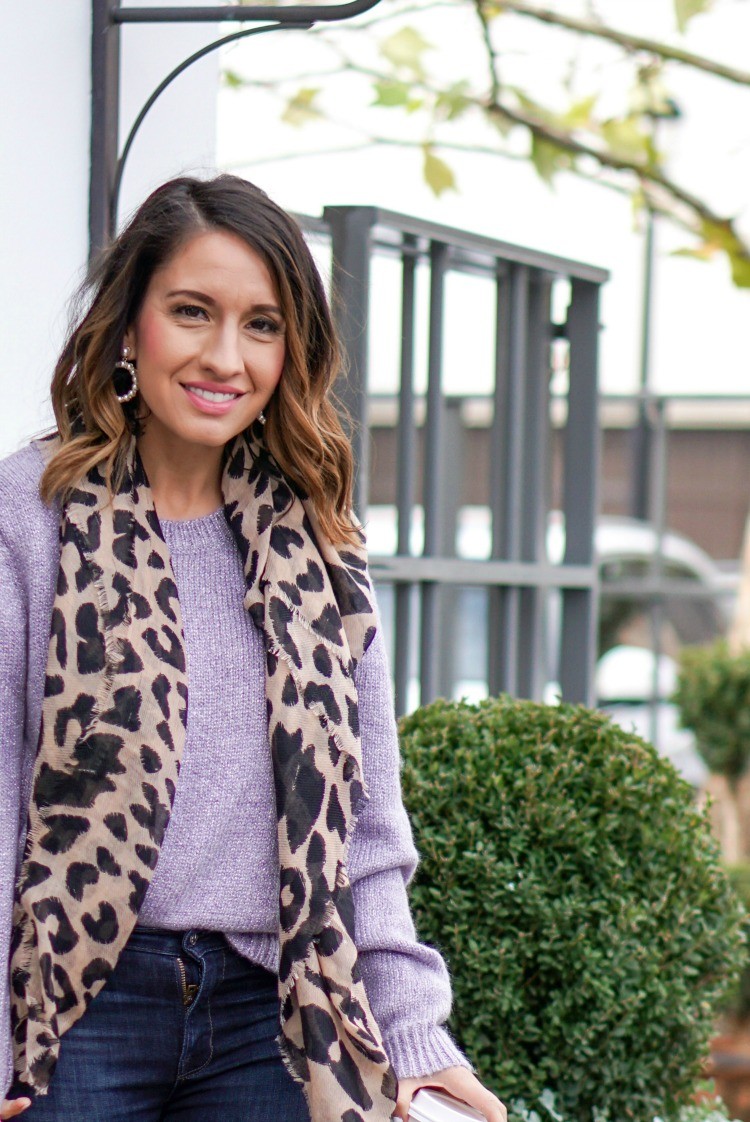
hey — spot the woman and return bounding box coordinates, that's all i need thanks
[0,175,505,1122]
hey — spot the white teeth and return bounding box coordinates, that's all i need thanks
[188,386,238,403]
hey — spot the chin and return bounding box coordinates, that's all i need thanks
[182,418,254,448]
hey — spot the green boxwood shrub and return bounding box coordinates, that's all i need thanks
[722,863,750,1021]
[674,641,750,780]
[399,696,746,1122]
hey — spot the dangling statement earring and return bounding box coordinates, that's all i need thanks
[257,410,267,425]
[114,346,138,403]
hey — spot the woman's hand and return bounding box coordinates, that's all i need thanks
[394,1066,507,1121]
[1,1098,31,1119]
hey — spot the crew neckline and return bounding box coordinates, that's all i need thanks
[158,506,224,528]
[158,506,230,552]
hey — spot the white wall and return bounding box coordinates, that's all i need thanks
[0,0,220,459]
[0,1,92,455]
[117,0,220,227]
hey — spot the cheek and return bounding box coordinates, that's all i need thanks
[269,343,287,388]
[135,311,179,372]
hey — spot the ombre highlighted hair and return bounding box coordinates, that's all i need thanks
[41,174,357,543]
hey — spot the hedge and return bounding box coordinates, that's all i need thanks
[399,696,745,1122]
[674,641,750,781]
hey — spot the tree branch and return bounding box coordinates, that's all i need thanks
[487,98,750,265]
[487,99,706,223]
[473,0,502,102]
[223,20,750,276]
[492,0,750,87]
[233,55,750,259]
[226,134,535,169]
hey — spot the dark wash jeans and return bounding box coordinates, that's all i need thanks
[10,926,311,1122]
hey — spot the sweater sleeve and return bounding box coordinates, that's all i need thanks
[0,528,28,1101]
[349,622,471,1080]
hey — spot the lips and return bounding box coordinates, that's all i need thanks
[181,382,246,416]
[182,381,245,401]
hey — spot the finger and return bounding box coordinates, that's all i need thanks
[434,1077,505,1122]
[393,1086,421,1120]
[394,1084,422,1119]
[1,1099,32,1120]
[477,1094,507,1122]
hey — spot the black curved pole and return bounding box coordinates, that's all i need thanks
[110,21,312,231]
[115,1,381,22]
[89,0,383,257]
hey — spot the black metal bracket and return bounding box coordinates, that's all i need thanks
[89,0,382,258]
[114,2,381,22]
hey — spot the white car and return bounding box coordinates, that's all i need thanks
[591,517,734,786]
[366,506,734,785]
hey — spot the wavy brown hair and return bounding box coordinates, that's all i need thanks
[41,174,358,543]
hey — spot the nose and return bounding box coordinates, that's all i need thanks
[199,324,245,381]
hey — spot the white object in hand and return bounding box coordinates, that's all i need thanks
[408,1087,488,1121]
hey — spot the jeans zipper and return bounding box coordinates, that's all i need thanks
[177,957,199,1007]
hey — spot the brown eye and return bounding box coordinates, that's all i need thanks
[175,304,207,319]
[249,317,283,335]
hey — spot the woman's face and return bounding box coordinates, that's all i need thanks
[124,228,286,455]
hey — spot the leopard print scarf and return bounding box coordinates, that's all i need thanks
[9,429,397,1121]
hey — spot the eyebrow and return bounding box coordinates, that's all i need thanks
[165,289,283,316]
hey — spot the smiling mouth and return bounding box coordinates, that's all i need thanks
[183,384,244,403]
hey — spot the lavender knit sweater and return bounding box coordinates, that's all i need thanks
[0,442,468,1101]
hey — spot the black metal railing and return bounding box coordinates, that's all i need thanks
[302,207,748,737]
[361,387,743,746]
[300,207,608,714]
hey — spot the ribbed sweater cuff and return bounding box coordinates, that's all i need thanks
[384,1023,473,1080]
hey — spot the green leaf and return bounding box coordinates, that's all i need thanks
[630,184,647,221]
[671,245,717,262]
[675,0,712,34]
[730,253,750,288]
[513,89,559,128]
[371,78,422,114]
[435,81,473,123]
[601,117,651,162]
[422,147,456,196]
[530,136,572,185]
[631,63,678,119]
[281,87,321,128]
[561,94,597,130]
[223,69,244,90]
[373,78,413,108]
[485,104,514,138]
[380,27,432,77]
[700,217,741,255]
[699,220,750,287]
